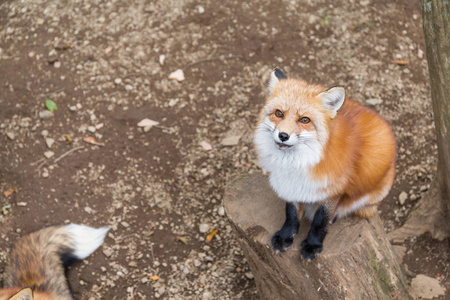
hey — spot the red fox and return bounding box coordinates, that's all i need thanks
[0,224,109,300]
[254,68,396,259]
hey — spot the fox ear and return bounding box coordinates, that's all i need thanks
[268,68,287,93]
[8,288,33,300]
[318,86,345,118]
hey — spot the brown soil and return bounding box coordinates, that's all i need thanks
[0,0,448,299]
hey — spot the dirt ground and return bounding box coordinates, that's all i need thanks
[0,0,449,299]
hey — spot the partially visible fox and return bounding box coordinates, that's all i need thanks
[0,224,109,300]
[254,68,396,260]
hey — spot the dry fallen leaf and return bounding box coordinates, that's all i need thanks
[168,69,185,82]
[137,118,159,128]
[63,134,72,144]
[176,236,188,245]
[84,137,105,146]
[206,228,218,242]
[391,60,409,65]
[3,187,14,197]
[199,141,212,151]
[150,276,160,281]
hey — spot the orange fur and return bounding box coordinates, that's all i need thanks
[258,77,396,218]
[0,224,107,300]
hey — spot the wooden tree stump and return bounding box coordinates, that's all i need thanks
[225,174,412,300]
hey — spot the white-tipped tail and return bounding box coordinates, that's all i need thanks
[66,224,109,260]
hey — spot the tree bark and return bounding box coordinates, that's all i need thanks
[225,174,412,300]
[389,0,450,241]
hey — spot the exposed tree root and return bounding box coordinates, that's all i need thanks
[388,180,449,242]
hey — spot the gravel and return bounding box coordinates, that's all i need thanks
[0,0,446,299]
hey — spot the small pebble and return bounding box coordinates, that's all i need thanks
[39,110,54,120]
[199,224,209,233]
[44,151,54,159]
[45,138,55,149]
[218,206,225,216]
[6,132,15,140]
[399,191,408,205]
[114,78,122,84]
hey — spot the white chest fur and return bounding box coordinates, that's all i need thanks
[254,119,329,203]
[268,162,328,203]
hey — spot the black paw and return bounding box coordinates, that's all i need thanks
[301,239,323,260]
[271,230,295,253]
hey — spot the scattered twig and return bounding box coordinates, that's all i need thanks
[37,159,48,170]
[54,146,85,163]
[185,55,243,69]
[32,157,46,166]
[149,244,155,262]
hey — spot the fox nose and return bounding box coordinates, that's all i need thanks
[278,132,289,142]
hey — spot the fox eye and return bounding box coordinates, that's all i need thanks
[275,109,284,118]
[299,117,310,124]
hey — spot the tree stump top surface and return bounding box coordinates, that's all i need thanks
[224,173,411,300]
[225,173,368,257]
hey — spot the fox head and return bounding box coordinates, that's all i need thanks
[254,68,346,170]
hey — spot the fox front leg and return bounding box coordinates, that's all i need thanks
[301,205,331,260]
[271,202,302,252]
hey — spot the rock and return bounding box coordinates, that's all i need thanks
[221,135,241,146]
[199,224,209,233]
[20,117,31,127]
[6,132,15,140]
[157,286,165,295]
[197,6,205,14]
[42,168,49,178]
[45,138,55,149]
[200,141,212,151]
[398,191,408,205]
[39,110,54,120]
[114,78,122,85]
[54,61,61,68]
[365,98,383,106]
[202,292,212,299]
[410,194,418,201]
[103,248,113,257]
[88,126,96,133]
[41,130,49,137]
[218,206,225,216]
[159,55,165,66]
[168,69,185,82]
[168,99,179,107]
[121,221,130,228]
[125,84,133,91]
[194,259,201,267]
[245,272,254,280]
[137,118,159,130]
[44,151,55,159]
[411,274,446,299]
